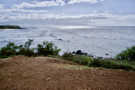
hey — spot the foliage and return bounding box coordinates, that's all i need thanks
[37,41,61,56]
[89,59,135,71]
[0,40,135,71]
[62,52,135,71]
[17,39,35,56]
[116,46,135,61]
[0,40,61,58]
[62,52,74,60]
[0,42,18,58]
[62,52,93,65]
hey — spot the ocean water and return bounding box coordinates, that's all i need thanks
[0,19,135,58]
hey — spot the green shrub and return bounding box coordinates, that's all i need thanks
[0,40,61,58]
[0,39,35,57]
[62,52,93,65]
[17,39,35,56]
[62,52,135,71]
[116,46,135,61]
[37,41,61,56]
[72,55,93,65]
[0,42,19,58]
[62,52,74,60]
[89,59,135,71]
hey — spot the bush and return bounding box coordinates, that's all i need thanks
[37,41,61,56]
[0,42,19,58]
[75,55,93,65]
[62,52,74,60]
[89,59,135,71]
[17,39,35,56]
[62,52,93,66]
[0,39,35,57]
[0,40,61,58]
[116,46,135,61]
[62,52,135,71]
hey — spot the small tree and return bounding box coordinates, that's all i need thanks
[18,39,35,56]
[0,42,22,58]
[37,41,61,56]
[116,46,135,61]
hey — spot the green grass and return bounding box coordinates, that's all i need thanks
[89,59,135,71]
[62,52,135,71]
[62,52,93,65]
[61,64,90,70]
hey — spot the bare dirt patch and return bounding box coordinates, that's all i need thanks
[0,56,135,90]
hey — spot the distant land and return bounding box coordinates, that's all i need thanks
[0,25,22,29]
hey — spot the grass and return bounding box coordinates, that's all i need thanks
[62,52,135,71]
[62,65,90,70]
[90,59,135,71]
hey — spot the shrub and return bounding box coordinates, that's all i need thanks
[62,52,93,66]
[17,39,35,56]
[0,39,35,57]
[89,59,135,71]
[62,52,135,71]
[116,46,135,61]
[37,41,61,56]
[0,42,19,58]
[62,52,74,60]
[73,55,93,65]
[0,40,61,58]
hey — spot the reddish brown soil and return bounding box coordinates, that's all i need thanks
[0,56,135,90]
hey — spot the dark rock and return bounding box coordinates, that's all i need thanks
[73,50,88,56]
[97,57,103,60]
[58,39,63,41]
[88,54,94,57]
[105,53,109,56]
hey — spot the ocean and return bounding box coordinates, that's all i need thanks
[0,19,135,58]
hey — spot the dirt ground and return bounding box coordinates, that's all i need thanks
[0,56,135,90]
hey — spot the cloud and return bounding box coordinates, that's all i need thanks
[13,0,102,9]
[0,7,48,15]
[0,9,135,26]
[14,0,65,9]
[68,0,98,4]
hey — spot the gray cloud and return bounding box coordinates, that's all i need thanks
[13,0,102,9]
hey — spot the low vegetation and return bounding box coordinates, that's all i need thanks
[37,41,61,56]
[0,40,135,71]
[62,52,135,71]
[116,46,135,61]
[0,25,22,29]
[0,39,61,58]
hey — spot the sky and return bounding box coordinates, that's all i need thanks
[0,0,135,25]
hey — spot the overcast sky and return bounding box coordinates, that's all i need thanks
[0,0,135,25]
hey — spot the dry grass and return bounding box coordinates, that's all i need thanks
[0,56,135,90]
